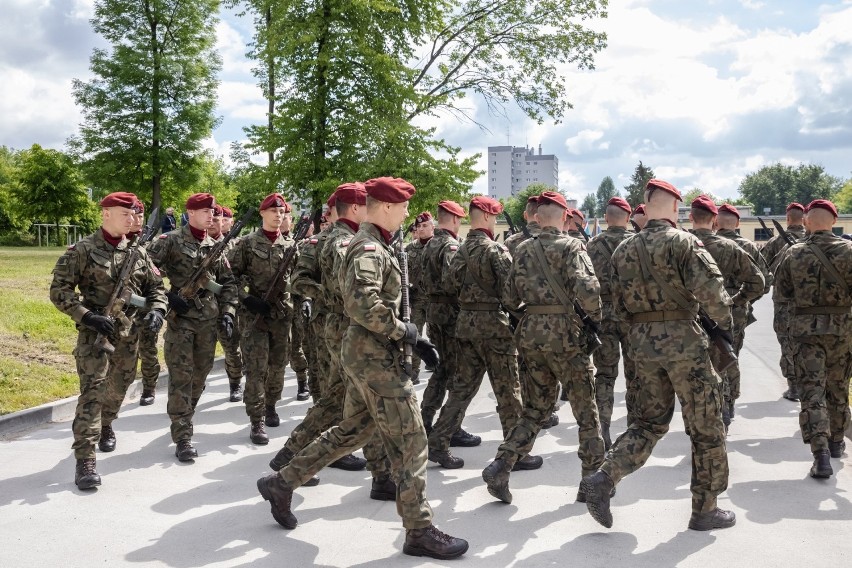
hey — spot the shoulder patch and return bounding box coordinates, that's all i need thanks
[159,234,169,239]
[340,240,350,247]
[449,245,458,251]
[309,238,318,244]
[363,244,376,251]
[150,264,161,277]
[67,244,76,250]
[696,240,704,247]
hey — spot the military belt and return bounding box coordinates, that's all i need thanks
[630,309,694,323]
[459,302,500,312]
[429,295,456,304]
[525,305,571,315]
[793,306,851,315]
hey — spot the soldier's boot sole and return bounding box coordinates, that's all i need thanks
[482,461,512,504]
[577,484,616,503]
[256,476,297,529]
[579,473,614,528]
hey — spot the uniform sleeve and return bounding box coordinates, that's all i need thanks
[49,246,88,323]
[772,248,795,305]
[441,244,464,296]
[684,242,733,330]
[501,258,523,312]
[342,250,406,340]
[730,248,765,305]
[215,256,239,316]
[147,235,171,278]
[291,241,323,301]
[572,248,602,322]
[139,250,168,313]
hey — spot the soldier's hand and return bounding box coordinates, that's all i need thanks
[301,299,312,320]
[221,313,235,339]
[402,322,418,345]
[143,310,165,334]
[82,312,115,336]
[166,291,191,315]
[413,338,440,369]
[242,295,272,316]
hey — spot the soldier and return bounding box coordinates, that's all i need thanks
[140,201,165,406]
[586,196,637,448]
[504,196,542,256]
[580,179,735,532]
[419,201,479,447]
[773,199,852,478]
[632,204,648,230]
[404,212,434,383]
[760,202,808,401]
[148,193,238,462]
[688,196,765,428]
[428,196,534,471]
[564,208,587,239]
[289,220,314,402]
[482,191,604,503]
[50,192,167,488]
[256,177,468,560]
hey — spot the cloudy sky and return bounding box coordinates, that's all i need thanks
[1,0,851,202]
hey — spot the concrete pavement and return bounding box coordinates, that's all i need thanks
[1,295,850,566]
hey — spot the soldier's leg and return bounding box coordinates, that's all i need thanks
[242,326,271,424]
[420,323,455,428]
[264,321,291,423]
[428,338,485,454]
[303,317,321,401]
[164,324,196,443]
[619,321,638,424]
[825,338,852,445]
[289,311,310,398]
[190,321,218,408]
[483,344,523,440]
[72,330,110,460]
[795,340,831,453]
[409,301,428,379]
[593,320,620,442]
[219,314,244,393]
[727,306,748,407]
[138,325,161,393]
[564,355,606,476]
[101,328,141,428]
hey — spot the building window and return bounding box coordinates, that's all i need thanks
[754,228,772,241]
[534,162,537,165]
[491,152,496,156]
[493,161,497,165]
[832,227,845,236]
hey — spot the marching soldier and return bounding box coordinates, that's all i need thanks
[564,208,587,239]
[632,204,647,230]
[50,192,166,488]
[256,177,468,560]
[504,196,541,256]
[581,179,735,532]
[139,200,164,406]
[147,193,238,462]
[773,199,852,478]
[404,212,434,383]
[289,222,314,402]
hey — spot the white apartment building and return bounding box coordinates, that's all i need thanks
[486,144,559,200]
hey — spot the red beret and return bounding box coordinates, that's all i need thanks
[259,193,289,211]
[186,193,216,211]
[718,204,740,219]
[806,199,838,218]
[691,195,718,215]
[326,193,337,208]
[132,198,145,214]
[786,202,805,213]
[470,195,503,215]
[527,195,540,204]
[645,179,682,201]
[212,204,223,217]
[100,191,137,209]
[607,196,631,215]
[364,177,416,203]
[221,206,233,218]
[438,200,466,218]
[633,204,646,216]
[415,211,433,224]
[334,182,367,205]
[537,191,568,210]
[569,209,585,223]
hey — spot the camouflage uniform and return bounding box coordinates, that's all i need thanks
[773,231,852,452]
[428,229,523,453]
[276,223,432,529]
[227,230,295,423]
[138,240,162,393]
[405,237,429,378]
[586,226,637,434]
[503,221,541,257]
[148,225,238,443]
[419,228,461,428]
[50,231,167,459]
[498,226,605,475]
[218,237,244,390]
[602,219,732,516]
[101,321,144,427]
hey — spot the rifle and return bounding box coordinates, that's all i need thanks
[178,208,255,308]
[771,218,797,247]
[630,219,642,233]
[394,227,414,379]
[698,308,737,373]
[756,217,775,239]
[253,209,321,331]
[503,210,530,238]
[94,208,160,354]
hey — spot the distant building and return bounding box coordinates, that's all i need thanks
[486,144,558,200]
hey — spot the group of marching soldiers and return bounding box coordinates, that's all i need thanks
[49,175,851,560]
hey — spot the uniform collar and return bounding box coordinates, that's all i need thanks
[337,218,360,234]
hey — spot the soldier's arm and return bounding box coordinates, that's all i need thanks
[291,241,323,300]
[441,243,463,296]
[772,250,795,305]
[572,246,602,321]
[500,259,523,312]
[750,245,773,295]
[683,242,733,329]
[342,250,407,340]
[216,257,239,316]
[226,239,251,302]
[139,250,168,313]
[147,234,172,278]
[731,248,765,305]
[49,246,88,323]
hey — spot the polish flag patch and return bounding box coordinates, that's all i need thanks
[159,234,169,239]
[363,244,377,251]
[450,245,458,251]
[309,238,318,244]
[340,240,350,247]
[151,265,161,277]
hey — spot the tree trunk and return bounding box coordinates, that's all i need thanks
[266,5,275,167]
[150,13,162,212]
[310,0,332,208]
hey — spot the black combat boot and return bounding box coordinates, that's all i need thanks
[577,473,616,503]
[75,458,101,490]
[139,389,155,406]
[688,508,736,530]
[403,524,469,559]
[370,475,397,501]
[579,471,615,528]
[450,428,481,447]
[264,404,280,427]
[810,450,833,479]
[540,413,559,429]
[269,446,294,471]
[256,473,297,529]
[560,385,569,401]
[511,454,543,471]
[175,439,198,462]
[782,381,800,402]
[250,421,269,445]
[601,422,612,450]
[329,453,367,471]
[229,383,243,403]
[482,459,512,503]
[428,449,464,469]
[829,440,846,458]
[98,425,116,453]
[295,376,310,401]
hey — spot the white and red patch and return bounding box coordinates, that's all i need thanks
[150,265,161,277]
[159,234,169,239]
[309,238,319,244]
[363,244,377,251]
[449,245,458,251]
[340,240,350,247]
[696,240,704,247]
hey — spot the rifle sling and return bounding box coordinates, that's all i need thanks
[634,236,694,312]
[807,243,850,295]
[530,238,576,316]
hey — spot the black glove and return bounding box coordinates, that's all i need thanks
[413,337,440,369]
[242,295,271,316]
[301,299,312,320]
[716,327,734,346]
[82,312,115,336]
[166,291,190,315]
[401,322,418,345]
[143,310,165,334]
[221,313,235,339]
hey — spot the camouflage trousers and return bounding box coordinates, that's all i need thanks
[164,316,218,443]
[289,305,309,381]
[139,324,161,391]
[499,347,605,475]
[723,303,749,402]
[428,338,523,453]
[793,334,852,452]
[278,325,431,529]
[307,313,329,401]
[600,352,728,514]
[420,322,458,426]
[773,302,797,388]
[71,328,112,459]
[593,316,637,429]
[409,299,428,378]
[102,322,142,427]
[241,314,291,422]
[219,311,244,386]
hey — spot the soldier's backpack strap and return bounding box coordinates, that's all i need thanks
[634,237,694,311]
[458,245,498,297]
[530,237,575,312]
[807,243,850,294]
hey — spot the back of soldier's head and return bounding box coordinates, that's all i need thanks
[716,212,739,230]
[605,205,629,226]
[787,209,804,224]
[690,208,715,226]
[805,208,835,231]
[535,203,564,228]
[644,189,678,218]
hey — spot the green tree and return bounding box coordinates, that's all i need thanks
[0,146,26,233]
[581,194,597,218]
[71,0,221,212]
[836,177,852,214]
[503,182,558,231]
[624,161,655,207]
[594,176,617,215]
[737,163,842,215]
[681,188,720,205]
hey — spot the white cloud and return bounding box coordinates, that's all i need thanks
[564,129,607,155]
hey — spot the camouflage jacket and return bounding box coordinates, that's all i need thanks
[760,224,806,271]
[148,225,238,322]
[291,227,332,315]
[586,226,633,320]
[716,228,773,296]
[565,229,585,241]
[693,229,765,306]
[504,226,601,353]
[773,231,852,337]
[404,237,429,304]
[445,229,514,342]
[227,229,297,319]
[611,219,732,360]
[320,220,359,311]
[504,221,541,257]
[421,228,461,327]
[50,229,167,329]
[340,223,407,342]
